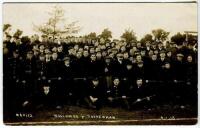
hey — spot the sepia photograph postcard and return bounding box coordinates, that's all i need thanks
[2,0,198,126]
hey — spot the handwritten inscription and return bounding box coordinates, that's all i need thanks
[53,114,116,120]
[16,113,33,118]
[160,116,175,120]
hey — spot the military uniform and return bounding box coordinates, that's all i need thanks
[19,51,36,110]
[83,78,105,109]
[106,78,130,109]
[60,57,75,105]
[47,58,63,107]
[129,79,152,109]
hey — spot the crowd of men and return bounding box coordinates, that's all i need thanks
[3,34,197,113]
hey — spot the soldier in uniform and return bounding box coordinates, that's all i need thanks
[4,35,13,57]
[83,78,105,109]
[47,52,63,108]
[5,50,23,117]
[103,56,114,90]
[96,51,105,77]
[35,53,48,107]
[159,61,174,103]
[123,61,136,88]
[106,78,130,109]
[20,51,36,110]
[173,53,186,105]
[112,53,126,78]
[146,54,159,81]
[71,51,87,106]
[60,57,74,105]
[88,54,98,77]
[129,78,152,110]
[57,45,65,61]
[134,61,145,79]
[35,85,55,109]
[184,55,197,105]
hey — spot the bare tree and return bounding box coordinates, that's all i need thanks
[33,5,80,41]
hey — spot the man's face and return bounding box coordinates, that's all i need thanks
[141,51,146,57]
[165,63,171,69]
[109,53,114,58]
[146,42,150,47]
[188,44,193,49]
[96,52,102,59]
[102,51,107,57]
[45,49,50,54]
[43,86,50,95]
[52,53,58,60]
[117,56,123,62]
[127,64,133,70]
[129,49,134,56]
[158,43,163,48]
[90,48,95,54]
[152,55,157,61]
[132,47,137,52]
[34,50,39,56]
[40,45,45,50]
[6,37,11,41]
[64,60,70,65]
[95,48,101,52]
[136,55,142,62]
[16,39,21,44]
[177,56,183,61]
[74,45,79,50]
[27,53,33,59]
[106,43,110,47]
[76,52,82,59]
[113,79,120,86]
[79,48,84,53]
[136,43,141,48]
[52,47,57,52]
[148,50,154,57]
[187,56,193,62]
[46,54,51,60]
[129,57,134,62]
[13,52,19,58]
[83,51,89,57]
[136,79,143,87]
[42,37,48,42]
[123,53,129,59]
[121,46,126,52]
[160,53,166,58]
[167,52,172,57]
[39,56,45,61]
[84,46,89,50]
[101,45,106,50]
[92,80,99,86]
[58,46,63,52]
[90,54,96,61]
[154,50,158,55]
[105,58,111,64]
[33,45,38,50]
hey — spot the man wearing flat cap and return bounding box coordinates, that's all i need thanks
[46,52,63,108]
[60,56,75,105]
[83,77,105,109]
[173,53,186,105]
[18,50,36,110]
[112,53,125,78]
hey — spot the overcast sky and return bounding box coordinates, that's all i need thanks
[3,3,197,40]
